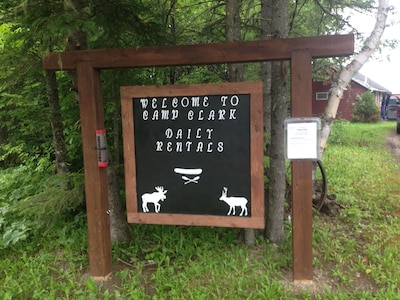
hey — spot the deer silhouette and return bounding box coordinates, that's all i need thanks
[219,187,248,216]
[141,186,167,213]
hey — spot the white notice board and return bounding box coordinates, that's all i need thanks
[285,118,321,160]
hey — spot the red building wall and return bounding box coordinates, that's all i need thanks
[312,80,367,121]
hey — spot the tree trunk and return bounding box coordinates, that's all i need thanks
[225,0,256,246]
[320,0,391,153]
[65,0,131,243]
[108,80,131,243]
[226,0,244,82]
[261,0,272,135]
[45,70,70,175]
[107,159,131,243]
[264,0,289,245]
[260,0,272,240]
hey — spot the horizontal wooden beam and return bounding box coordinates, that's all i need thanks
[42,34,354,71]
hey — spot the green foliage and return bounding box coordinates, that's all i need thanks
[0,0,384,176]
[351,91,380,123]
[90,0,163,48]
[0,218,30,248]
[0,1,397,297]
[0,162,84,249]
[289,0,376,80]
[329,120,388,148]
[1,121,400,298]
[10,173,85,222]
[322,121,400,290]
[0,23,53,168]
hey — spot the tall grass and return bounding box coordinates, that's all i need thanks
[1,121,400,299]
[318,121,400,292]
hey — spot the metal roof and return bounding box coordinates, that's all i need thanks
[352,72,391,94]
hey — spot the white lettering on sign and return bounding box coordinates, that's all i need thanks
[161,110,169,120]
[172,110,179,120]
[157,127,224,153]
[152,98,157,109]
[141,109,239,121]
[206,128,213,139]
[217,142,224,152]
[155,140,224,153]
[218,109,226,120]
[203,96,209,107]
[229,109,237,120]
[138,95,241,121]
[172,97,178,108]
[230,95,239,106]
[136,94,248,154]
[220,95,239,107]
[188,110,194,120]
[165,128,173,139]
[162,98,167,108]
[152,110,159,120]
[140,98,148,108]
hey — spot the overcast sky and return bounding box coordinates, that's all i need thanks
[351,1,400,94]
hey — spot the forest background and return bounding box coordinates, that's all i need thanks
[0,0,397,259]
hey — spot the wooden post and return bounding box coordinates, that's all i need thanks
[290,50,313,283]
[76,62,112,279]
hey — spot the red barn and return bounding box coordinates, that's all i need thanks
[312,72,391,121]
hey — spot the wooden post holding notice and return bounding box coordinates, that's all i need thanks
[290,50,313,283]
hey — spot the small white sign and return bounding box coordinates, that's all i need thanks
[285,118,320,160]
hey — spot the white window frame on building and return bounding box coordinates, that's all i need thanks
[316,92,329,100]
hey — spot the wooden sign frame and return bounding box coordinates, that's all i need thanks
[42,34,354,281]
[121,81,264,228]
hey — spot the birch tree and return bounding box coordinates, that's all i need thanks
[320,0,392,152]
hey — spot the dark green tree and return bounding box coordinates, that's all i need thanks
[0,0,166,243]
[351,91,380,123]
[0,0,392,248]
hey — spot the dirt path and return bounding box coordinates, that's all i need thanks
[386,129,400,164]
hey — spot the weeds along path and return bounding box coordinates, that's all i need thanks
[386,129,400,164]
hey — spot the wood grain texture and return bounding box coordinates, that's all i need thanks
[76,62,112,277]
[291,50,314,282]
[43,34,354,70]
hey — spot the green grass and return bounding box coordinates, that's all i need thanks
[1,121,400,298]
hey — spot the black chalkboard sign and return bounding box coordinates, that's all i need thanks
[121,82,264,228]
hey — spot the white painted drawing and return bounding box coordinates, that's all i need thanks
[174,168,202,185]
[181,175,200,184]
[219,187,248,216]
[141,186,167,213]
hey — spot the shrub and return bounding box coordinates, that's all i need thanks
[0,165,85,249]
[351,91,380,123]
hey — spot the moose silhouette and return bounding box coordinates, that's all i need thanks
[141,186,167,213]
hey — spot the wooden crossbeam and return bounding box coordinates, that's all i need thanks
[43,34,353,70]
